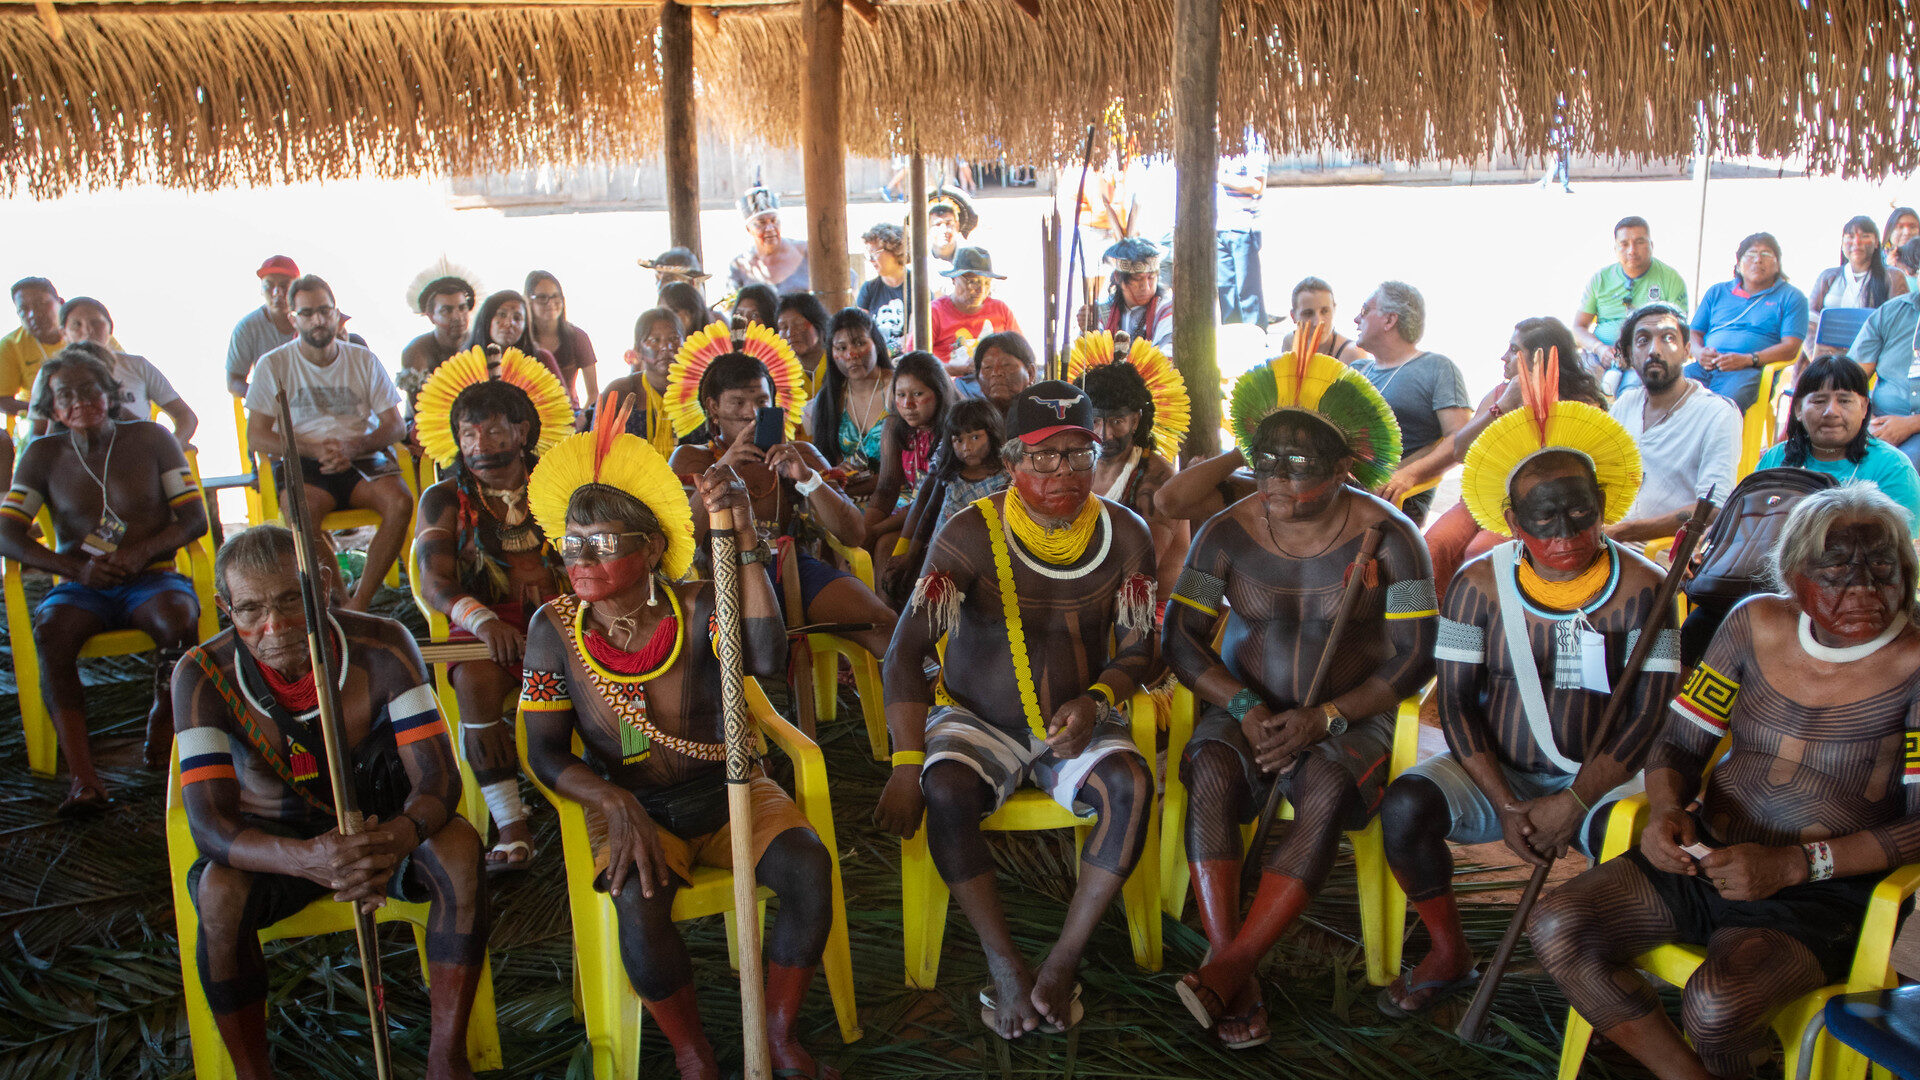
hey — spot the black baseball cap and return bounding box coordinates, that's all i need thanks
[1006,381,1099,446]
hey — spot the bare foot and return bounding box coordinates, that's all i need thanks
[769,1035,840,1080]
[981,955,1042,1040]
[57,778,111,819]
[1215,977,1266,1047]
[1029,952,1080,1032]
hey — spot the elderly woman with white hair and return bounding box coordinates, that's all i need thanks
[1528,482,1920,1080]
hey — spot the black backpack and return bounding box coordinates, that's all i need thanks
[1683,467,1837,603]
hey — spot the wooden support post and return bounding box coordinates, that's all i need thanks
[802,0,850,312]
[909,140,932,352]
[661,0,702,262]
[1171,0,1221,459]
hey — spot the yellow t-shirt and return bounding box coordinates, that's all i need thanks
[0,327,125,399]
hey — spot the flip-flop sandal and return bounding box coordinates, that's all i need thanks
[1375,969,1480,1019]
[978,984,1084,1037]
[1175,972,1227,1030]
[56,786,111,819]
[485,839,535,878]
[1217,999,1271,1051]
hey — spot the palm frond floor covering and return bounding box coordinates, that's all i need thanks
[0,582,1674,1079]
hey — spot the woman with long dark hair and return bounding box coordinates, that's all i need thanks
[468,290,566,387]
[525,270,599,406]
[1809,217,1908,336]
[864,351,956,551]
[777,292,831,395]
[808,307,894,500]
[659,280,718,338]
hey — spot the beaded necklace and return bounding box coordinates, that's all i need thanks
[555,591,726,763]
[1003,488,1101,563]
[976,496,1048,740]
[1516,549,1614,611]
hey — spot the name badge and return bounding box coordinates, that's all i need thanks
[1579,629,1611,695]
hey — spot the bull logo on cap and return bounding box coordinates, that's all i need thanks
[1032,395,1082,419]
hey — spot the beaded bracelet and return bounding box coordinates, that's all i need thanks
[1803,840,1835,883]
[449,595,499,635]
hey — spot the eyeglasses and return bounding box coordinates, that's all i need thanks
[560,531,647,560]
[1020,447,1097,474]
[530,292,564,303]
[1248,450,1338,479]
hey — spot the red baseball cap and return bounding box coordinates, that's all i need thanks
[256,255,300,279]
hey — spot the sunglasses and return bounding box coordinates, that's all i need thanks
[560,531,647,560]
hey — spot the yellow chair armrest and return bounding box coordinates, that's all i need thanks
[1846,862,1920,990]
[1597,792,1652,862]
[1128,689,1156,754]
[4,557,32,638]
[821,530,875,590]
[407,553,451,641]
[391,444,420,500]
[1393,477,1440,510]
[749,680,828,793]
[1390,687,1426,778]
[1166,683,1195,758]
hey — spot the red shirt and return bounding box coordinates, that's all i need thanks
[930,297,1021,369]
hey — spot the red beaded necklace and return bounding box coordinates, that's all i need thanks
[258,662,318,712]
[583,612,682,676]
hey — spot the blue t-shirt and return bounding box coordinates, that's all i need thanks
[1757,436,1920,533]
[1690,278,1809,356]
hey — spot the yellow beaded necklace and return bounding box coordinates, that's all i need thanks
[1516,550,1612,611]
[976,496,1048,740]
[1003,488,1101,565]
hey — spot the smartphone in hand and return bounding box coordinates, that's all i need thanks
[752,405,785,450]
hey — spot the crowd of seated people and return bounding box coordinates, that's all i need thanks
[8,198,1920,1080]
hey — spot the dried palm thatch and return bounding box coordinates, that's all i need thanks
[2,0,1917,197]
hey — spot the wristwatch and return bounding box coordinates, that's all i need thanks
[738,543,772,566]
[1226,687,1263,722]
[1321,702,1349,737]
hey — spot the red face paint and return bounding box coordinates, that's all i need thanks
[1790,521,1904,643]
[568,549,652,603]
[1518,528,1601,573]
[1012,462,1093,520]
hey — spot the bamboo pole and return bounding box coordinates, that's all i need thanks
[801,0,849,312]
[661,0,702,262]
[1171,0,1221,459]
[1691,107,1712,309]
[909,137,932,351]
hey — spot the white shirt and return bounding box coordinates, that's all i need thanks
[246,340,401,446]
[29,352,179,423]
[1611,381,1742,522]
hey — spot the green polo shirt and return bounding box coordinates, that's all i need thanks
[1579,258,1690,350]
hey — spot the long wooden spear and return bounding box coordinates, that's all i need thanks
[271,390,393,1080]
[1455,491,1717,1044]
[708,491,772,1080]
[1056,121,1100,376]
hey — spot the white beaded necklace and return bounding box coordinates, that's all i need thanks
[1797,611,1908,663]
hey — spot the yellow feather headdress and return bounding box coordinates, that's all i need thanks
[528,391,697,580]
[663,321,808,440]
[1460,348,1644,537]
[1226,320,1402,490]
[413,346,575,470]
[1065,331,1191,461]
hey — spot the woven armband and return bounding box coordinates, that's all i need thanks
[1,484,42,527]
[1626,627,1683,674]
[1385,578,1438,621]
[450,596,500,635]
[520,668,573,711]
[1170,567,1226,617]
[1434,617,1486,664]
[1671,662,1740,737]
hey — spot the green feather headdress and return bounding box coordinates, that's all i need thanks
[1227,322,1403,491]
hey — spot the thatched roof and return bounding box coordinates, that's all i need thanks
[3,0,1916,197]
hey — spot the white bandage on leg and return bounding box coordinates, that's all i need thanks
[482,779,528,828]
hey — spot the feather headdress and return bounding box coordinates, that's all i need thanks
[1460,348,1643,536]
[404,257,481,315]
[1065,331,1191,461]
[528,390,697,580]
[1226,320,1402,490]
[663,321,808,440]
[413,346,575,470]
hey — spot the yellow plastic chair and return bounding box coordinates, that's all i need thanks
[229,395,270,527]
[1737,360,1794,479]
[900,688,1164,988]
[517,678,860,1080]
[1556,769,1920,1080]
[6,499,221,778]
[406,558,489,830]
[164,751,504,1079]
[1157,680,1424,988]
[254,436,419,589]
[1392,477,1440,512]
[812,531,888,760]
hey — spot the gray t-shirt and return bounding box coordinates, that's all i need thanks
[1350,351,1471,458]
[225,306,297,384]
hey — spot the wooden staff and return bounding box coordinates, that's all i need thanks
[1243,522,1388,888]
[1057,121,1099,372]
[707,498,772,1080]
[271,390,393,1080]
[1456,491,1717,1044]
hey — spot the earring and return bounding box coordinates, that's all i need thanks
[647,573,659,607]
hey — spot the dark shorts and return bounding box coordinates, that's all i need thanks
[1619,847,1879,981]
[1181,702,1395,829]
[766,549,853,611]
[447,601,530,677]
[38,570,195,628]
[186,816,425,928]
[272,452,398,509]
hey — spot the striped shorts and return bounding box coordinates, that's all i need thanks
[922,705,1143,817]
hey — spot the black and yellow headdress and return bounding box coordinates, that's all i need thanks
[413,346,575,470]
[528,391,697,580]
[1065,331,1191,461]
[1227,322,1402,490]
[663,321,809,440]
[1460,349,1643,537]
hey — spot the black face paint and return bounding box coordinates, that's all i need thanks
[1794,521,1905,642]
[1511,475,1602,539]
